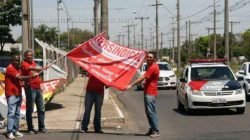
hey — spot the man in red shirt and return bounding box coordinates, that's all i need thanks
[80,74,106,133]
[21,50,48,134]
[126,51,160,138]
[5,54,36,139]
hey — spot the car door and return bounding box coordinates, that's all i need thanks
[178,67,189,103]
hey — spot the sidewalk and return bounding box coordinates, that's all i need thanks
[32,76,125,131]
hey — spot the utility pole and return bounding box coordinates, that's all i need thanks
[123,25,133,47]
[117,34,122,44]
[150,0,162,60]
[131,24,137,48]
[135,17,149,50]
[189,20,191,59]
[149,28,154,50]
[22,0,31,52]
[121,35,126,46]
[186,21,189,59]
[229,21,240,33]
[206,28,214,57]
[30,0,34,50]
[177,0,181,73]
[62,1,70,50]
[160,32,166,59]
[224,0,229,64]
[101,0,109,38]
[213,0,217,59]
[168,39,172,60]
[57,0,62,49]
[93,0,100,35]
[172,28,175,64]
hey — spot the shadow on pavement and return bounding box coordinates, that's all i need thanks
[43,129,147,137]
[45,103,64,111]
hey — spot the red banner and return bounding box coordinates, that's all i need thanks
[67,33,146,90]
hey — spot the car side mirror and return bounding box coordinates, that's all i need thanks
[237,77,244,81]
[239,70,245,75]
[180,78,187,83]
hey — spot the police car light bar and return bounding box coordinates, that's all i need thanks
[189,59,227,63]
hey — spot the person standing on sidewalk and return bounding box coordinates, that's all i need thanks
[5,54,37,139]
[21,50,48,134]
[125,51,160,138]
[80,74,105,133]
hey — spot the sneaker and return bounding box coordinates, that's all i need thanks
[145,129,152,136]
[95,130,104,133]
[149,131,160,138]
[28,129,37,134]
[14,131,23,137]
[79,129,88,133]
[39,128,47,133]
[7,132,15,139]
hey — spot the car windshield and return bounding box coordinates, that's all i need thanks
[191,66,235,81]
[142,63,171,71]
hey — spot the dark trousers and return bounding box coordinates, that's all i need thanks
[81,91,104,131]
[25,87,45,130]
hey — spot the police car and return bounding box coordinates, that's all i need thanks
[177,59,246,114]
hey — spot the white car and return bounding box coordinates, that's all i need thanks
[177,59,246,114]
[136,62,177,90]
[235,62,250,97]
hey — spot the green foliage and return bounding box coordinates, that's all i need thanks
[34,24,58,46]
[60,29,94,51]
[242,29,250,60]
[0,0,21,52]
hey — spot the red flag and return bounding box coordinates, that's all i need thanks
[67,33,146,90]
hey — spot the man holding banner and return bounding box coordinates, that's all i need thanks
[5,55,36,139]
[80,75,106,133]
[125,52,160,138]
[21,50,48,134]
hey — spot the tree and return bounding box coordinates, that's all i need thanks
[0,26,15,51]
[60,29,94,51]
[242,29,250,60]
[0,0,21,52]
[34,24,58,46]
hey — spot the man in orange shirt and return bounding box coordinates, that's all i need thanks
[5,54,36,139]
[126,51,160,138]
[21,50,48,134]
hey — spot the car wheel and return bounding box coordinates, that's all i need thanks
[177,98,184,111]
[184,96,192,114]
[236,107,245,114]
[244,85,249,101]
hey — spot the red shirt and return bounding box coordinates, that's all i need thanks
[144,63,159,96]
[21,60,41,89]
[5,64,22,97]
[86,75,105,95]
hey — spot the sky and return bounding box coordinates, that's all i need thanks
[12,0,250,49]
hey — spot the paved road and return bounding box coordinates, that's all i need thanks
[2,88,250,140]
[118,88,250,140]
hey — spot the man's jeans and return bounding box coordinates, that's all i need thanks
[144,94,159,131]
[25,87,45,130]
[6,95,22,133]
[81,91,104,131]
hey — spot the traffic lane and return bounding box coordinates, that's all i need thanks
[119,88,250,139]
[156,89,250,139]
